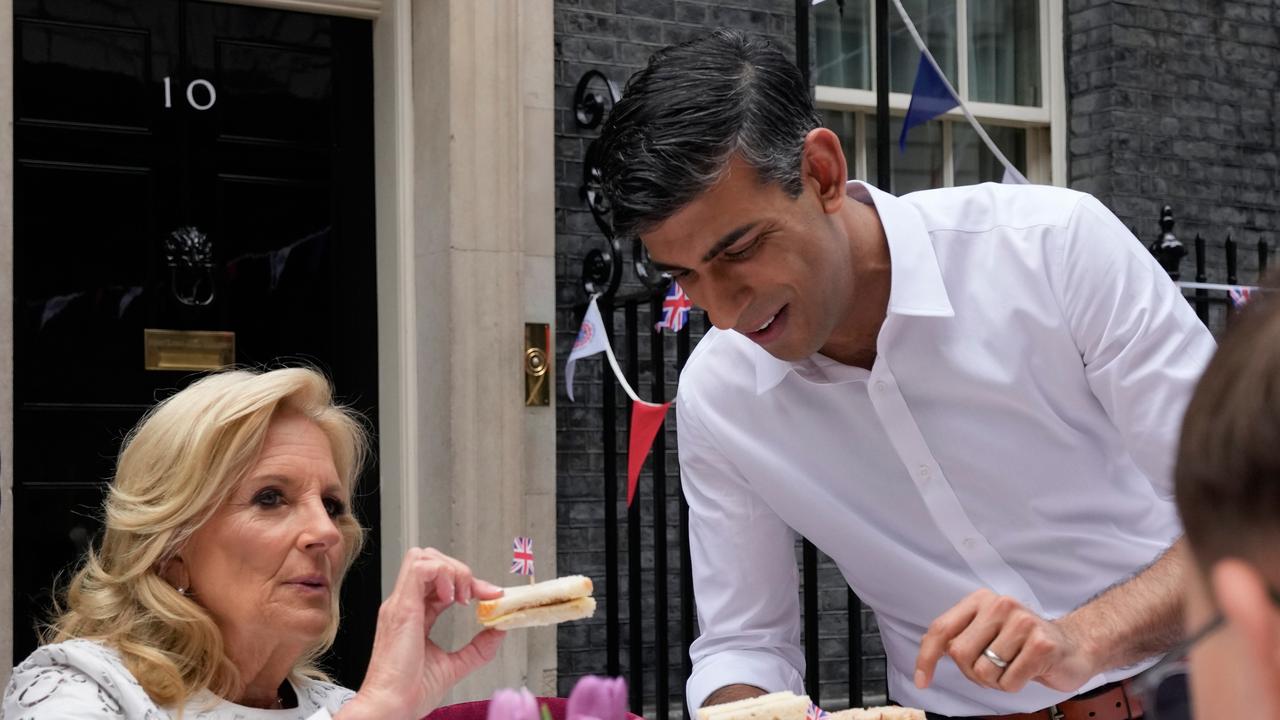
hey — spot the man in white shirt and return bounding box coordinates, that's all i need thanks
[595,30,1214,719]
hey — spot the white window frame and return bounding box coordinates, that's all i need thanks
[815,0,1067,186]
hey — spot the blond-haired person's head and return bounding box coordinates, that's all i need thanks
[46,367,368,709]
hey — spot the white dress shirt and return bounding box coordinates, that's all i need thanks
[4,639,352,719]
[679,181,1215,715]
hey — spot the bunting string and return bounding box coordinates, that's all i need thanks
[891,0,1029,184]
[566,294,675,506]
[1175,281,1260,293]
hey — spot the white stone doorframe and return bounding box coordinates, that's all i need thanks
[0,0,558,701]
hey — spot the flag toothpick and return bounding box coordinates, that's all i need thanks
[512,536,535,584]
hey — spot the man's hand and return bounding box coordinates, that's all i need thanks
[703,684,768,708]
[914,589,1098,694]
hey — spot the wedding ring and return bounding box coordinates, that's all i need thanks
[982,646,1010,669]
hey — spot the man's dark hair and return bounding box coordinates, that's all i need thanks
[597,28,820,240]
[1176,291,1280,571]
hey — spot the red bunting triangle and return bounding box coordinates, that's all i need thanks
[627,401,672,507]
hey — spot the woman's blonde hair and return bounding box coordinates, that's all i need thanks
[43,367,369,708]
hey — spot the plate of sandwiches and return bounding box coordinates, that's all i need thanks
[475,575,596,630]
[697,691,924,720]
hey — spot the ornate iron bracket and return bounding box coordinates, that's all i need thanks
[580,138,615,242]
[632,237,671,292]
[579,135,623,298]
[576,70,624,299]
[574,70,670,300]
[574,69,620,131]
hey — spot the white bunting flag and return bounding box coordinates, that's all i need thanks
[565,296,611,402]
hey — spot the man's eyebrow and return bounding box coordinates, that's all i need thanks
[647,221,762,273]
[702,222,760,263]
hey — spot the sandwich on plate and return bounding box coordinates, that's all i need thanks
[826,707,925,720]
[696,692,924,720]
[696,691,813,720]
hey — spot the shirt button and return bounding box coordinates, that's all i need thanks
[875,381,888,392]
[917,465,930,479]
[962,537,977,549]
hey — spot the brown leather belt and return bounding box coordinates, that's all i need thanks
[980,680,1143,720]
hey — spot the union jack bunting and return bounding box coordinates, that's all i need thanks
[805,703,829,720]
[511,536,535,576]
[1229,286,1254,308]
[655,281,693,333]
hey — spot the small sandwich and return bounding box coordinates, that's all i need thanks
[475,575,595,631]
[696,691,814,720]
[827,708,925,720]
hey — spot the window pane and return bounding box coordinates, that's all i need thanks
[953,122,1027,186]
[819,109,861,178]
[868,115,944,193]
[967,0,1041,106]
[890,0,957,94]
[815,0,871,89]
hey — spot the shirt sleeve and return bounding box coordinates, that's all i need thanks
[678,389,807,710]
[2,660,127,719]
[1053,194,1217,500]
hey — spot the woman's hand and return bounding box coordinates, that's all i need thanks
[336,547,506,720]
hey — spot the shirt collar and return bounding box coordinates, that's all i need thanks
[752,181,955,394]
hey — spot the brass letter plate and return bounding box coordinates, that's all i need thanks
[524,323,551,407]
[144,329,235,371]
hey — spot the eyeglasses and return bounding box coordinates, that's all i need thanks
[1129,586,1280,720]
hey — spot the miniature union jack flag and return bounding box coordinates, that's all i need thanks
[511,536,535,576]
[805,703,829,720]
[1229,286,1254,308]
[655,281,693,333]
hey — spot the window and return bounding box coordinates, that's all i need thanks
[813,0,1064,191]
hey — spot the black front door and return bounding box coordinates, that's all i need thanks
[13,0,380,688]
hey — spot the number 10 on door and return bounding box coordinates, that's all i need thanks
[163,77,217,111]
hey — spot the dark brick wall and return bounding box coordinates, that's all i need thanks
[553,0,887,711]
[1067,0,1279,328]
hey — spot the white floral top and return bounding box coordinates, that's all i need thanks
[3,640,355,720]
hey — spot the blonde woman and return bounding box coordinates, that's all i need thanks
[2,368,505,719]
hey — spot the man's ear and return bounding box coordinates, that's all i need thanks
[800,127,849,215]
[1212,558,1280,701]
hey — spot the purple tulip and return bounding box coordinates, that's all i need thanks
[487,688,540,720]
[566,675,627,720]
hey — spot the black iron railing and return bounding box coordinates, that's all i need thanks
[1146,204,1271,325]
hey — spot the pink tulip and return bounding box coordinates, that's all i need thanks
[487,688,541,720]
[566,676,627,720]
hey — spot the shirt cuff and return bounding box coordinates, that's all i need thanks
[305,710,334,720]
[686,648,806,711]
